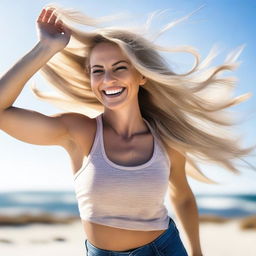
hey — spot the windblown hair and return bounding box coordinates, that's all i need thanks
[31,3,256,183]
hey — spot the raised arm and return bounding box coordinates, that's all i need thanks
[0,8,77,148]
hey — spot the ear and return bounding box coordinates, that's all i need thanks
[139,75,147,86]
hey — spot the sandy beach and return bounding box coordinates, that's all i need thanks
[184,217,256,256]
[0,219,86,256]
[199,220,256,256]
[0,216,256,256]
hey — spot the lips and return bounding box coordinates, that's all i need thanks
[102,87,126,97]
[102,86,125,91]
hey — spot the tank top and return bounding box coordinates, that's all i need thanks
[73,113,171,231]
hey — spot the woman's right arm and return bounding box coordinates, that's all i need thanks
[0,8,83,148]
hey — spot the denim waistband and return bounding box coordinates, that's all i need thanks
[85,217,178,255]
[149,217,177,248]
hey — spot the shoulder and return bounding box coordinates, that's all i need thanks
[56,112,97,149]
[58,112,96,132]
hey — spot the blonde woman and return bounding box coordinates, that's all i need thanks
[0,4,255,256]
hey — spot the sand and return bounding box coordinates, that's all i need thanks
[199,221,256,256]
[0,218,256,256]
[0,220,86,256]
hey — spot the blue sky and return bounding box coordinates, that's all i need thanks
[0,0,255,194]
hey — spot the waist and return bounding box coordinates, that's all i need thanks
[82,219,169,251]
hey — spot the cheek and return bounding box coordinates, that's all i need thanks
[90,78,99,90]
[117,73,135,85]
[90,82,98,96]
[129,71,142,84]
[131,76,142,88]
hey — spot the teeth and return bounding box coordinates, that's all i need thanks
[104,88,124,95]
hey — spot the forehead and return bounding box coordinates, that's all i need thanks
[89,42,128,65]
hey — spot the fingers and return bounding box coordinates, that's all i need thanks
[36,7,72,35]
[56,19,63,27]
[56,20,72,35]
[48,11,57,24]
[42,8,54,23]
[37,8,57,24]
[56,19,64,33]
[37,8,46,23]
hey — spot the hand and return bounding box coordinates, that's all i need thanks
[36,8,72,53]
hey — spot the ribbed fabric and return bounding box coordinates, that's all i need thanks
[73,113,171,231]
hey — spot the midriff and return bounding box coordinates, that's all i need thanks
[82,219,167,251]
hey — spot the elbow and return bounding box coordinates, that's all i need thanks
[170,193,196,207]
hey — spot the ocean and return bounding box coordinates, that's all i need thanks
[0,191,255,219]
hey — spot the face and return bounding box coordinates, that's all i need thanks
[89,42,146,110]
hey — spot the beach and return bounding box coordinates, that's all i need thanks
[1,191,256,255]
[0,216,256,256]
[0,218,86,256]
[199,219,256,256]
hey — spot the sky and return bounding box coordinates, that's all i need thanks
[0,0,255,194]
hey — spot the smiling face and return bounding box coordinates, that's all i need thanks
[88,42,146,110]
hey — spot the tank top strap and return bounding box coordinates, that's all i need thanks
[143,118,171,168]
[96,113,104,143]
[98,113,160,149]
[142,118,163,148]
[84,113,103,157]
[98,114,156,141]
[96,113,103,132]
[97,113,170,168]
[142,118,157,138]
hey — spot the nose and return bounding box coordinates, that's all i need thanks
[103,70,116,84]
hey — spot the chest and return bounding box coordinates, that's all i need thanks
[102,128,154,167]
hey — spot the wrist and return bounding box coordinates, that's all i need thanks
[35,40,60,57]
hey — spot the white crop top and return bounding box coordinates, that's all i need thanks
[73,113,171,231]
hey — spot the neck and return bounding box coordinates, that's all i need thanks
[102,106,148,140]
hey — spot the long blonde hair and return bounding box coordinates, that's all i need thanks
[31,3,256,183]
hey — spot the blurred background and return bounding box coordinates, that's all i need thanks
[0,0,256,255]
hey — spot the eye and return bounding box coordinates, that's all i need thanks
[115,66,127,71]
[92,69,103,74]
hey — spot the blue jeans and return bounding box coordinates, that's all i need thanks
[84,217,188,255]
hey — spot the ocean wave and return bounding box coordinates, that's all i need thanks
[9,194,76,204]
[197,197,256,211]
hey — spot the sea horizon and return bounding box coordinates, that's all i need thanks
[0,190,255,219]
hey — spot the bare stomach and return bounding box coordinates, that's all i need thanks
[82,219,166,251]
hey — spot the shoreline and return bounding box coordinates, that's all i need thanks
[0,214,256,229]
[0,215,255,256]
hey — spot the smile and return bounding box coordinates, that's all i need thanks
[102,88,126,97]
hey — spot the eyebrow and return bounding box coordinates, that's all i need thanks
[91,60,129,69]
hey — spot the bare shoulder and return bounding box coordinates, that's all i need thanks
[57,112,96,135]
[0,107,97,174]
[57,112,97,152]
[57,112,98,174]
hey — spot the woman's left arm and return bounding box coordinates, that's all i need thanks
[167,148,203,256]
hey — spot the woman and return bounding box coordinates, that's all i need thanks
[0,4,255,256]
